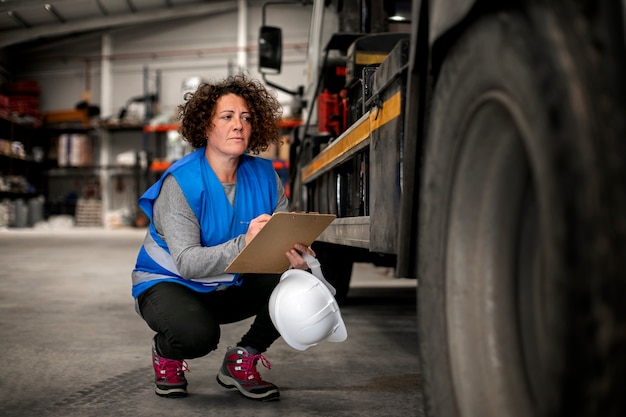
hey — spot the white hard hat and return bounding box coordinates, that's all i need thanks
[269,255,347,351]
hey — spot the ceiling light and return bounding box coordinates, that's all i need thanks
[45,3,66,23]
[7,10,31,28]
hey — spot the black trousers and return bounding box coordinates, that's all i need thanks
[137,274,281,360]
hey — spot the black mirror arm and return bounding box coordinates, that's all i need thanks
[262,73,299,96]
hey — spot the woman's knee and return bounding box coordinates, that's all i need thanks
[162,322,220,359]
[139,283,221,358]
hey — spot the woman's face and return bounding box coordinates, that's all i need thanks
[206,93,252,158]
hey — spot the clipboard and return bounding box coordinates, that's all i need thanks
[225,212,336,274]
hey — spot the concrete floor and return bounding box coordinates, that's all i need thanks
[0,227,423,417]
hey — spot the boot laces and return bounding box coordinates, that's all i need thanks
[159,358,189,381]
[243,353,271,381]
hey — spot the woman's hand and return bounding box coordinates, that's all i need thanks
[244,213,271,245]
[285,243,317,270]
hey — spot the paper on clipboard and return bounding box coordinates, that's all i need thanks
[225,212,336,274]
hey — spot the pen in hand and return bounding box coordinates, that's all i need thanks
[242,214,271,245]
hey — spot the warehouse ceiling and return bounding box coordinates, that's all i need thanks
[0,0,243,50]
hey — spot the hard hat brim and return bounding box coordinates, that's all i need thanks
[270,269,348,351]
[326,316,348,343]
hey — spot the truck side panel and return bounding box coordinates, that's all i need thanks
[369,40,409,253]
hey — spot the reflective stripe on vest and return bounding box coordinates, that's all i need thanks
[132,232,238,288]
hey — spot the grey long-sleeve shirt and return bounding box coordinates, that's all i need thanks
[152,172,289,279]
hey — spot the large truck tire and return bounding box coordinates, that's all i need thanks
[417,6,626,417]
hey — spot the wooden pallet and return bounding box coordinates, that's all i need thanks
[74,198,102,227]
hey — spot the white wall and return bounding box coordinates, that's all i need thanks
[9,2,313,120]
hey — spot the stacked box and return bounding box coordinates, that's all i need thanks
[0,80,42,124]
[58,133,93,167]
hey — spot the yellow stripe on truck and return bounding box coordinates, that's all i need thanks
[355,52,390,65]
[370,89,401,130]
[301,90,402,182]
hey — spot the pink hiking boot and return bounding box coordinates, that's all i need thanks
[151,337,188,398]
[216,346,279,401]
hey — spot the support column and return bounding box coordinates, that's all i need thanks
[100,34,113,227]
[237,0,248,73]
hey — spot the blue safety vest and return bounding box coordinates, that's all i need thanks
[131,148,277,298]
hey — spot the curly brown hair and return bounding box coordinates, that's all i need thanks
[177,74,283,154]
